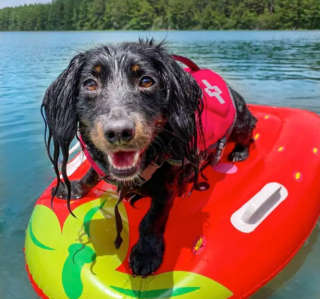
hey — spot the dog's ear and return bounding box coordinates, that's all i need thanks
[159,55,205,168]
[41,53,86,213]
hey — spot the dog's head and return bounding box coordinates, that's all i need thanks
[42,39,204,190]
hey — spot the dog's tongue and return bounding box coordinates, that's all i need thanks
[109,151,138,168]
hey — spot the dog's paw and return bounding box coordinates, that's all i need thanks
[228,146,249,162]
[51,181,89,200]
[129,239,164,277]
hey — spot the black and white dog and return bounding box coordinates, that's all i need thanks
[42,39,257,277]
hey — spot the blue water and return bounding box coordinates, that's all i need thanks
[0,31,319,299]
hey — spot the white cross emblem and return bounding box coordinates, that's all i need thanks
[202,79,225,104]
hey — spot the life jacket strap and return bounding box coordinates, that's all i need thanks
[114,188,126,249]
[172,55,201,71]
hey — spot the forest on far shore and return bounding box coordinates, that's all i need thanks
[0,0,319,31]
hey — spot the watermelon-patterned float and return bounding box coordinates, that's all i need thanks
[25,105,320,299]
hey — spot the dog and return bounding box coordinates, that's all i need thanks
[41,39,257,277]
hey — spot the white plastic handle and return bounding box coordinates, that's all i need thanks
[231,183,288,233]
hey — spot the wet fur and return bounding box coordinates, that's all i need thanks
[41,39,257,276]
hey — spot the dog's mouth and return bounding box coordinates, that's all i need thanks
[107,151,142,179]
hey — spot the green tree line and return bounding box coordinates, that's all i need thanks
[0,0,319,31]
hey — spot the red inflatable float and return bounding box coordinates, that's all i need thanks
[25,104,320,299]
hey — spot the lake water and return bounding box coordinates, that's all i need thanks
[0,31,319,299]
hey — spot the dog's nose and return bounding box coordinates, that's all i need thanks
[104,120,135,144]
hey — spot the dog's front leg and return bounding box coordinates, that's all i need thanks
[129,189,174,277]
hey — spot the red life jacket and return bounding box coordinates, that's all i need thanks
[174,55,236,152]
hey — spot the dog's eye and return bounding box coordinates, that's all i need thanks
[84,79,97,91]
[139,77,154,88]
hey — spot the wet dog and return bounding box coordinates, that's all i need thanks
[41,39,257,277]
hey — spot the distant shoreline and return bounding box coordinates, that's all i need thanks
[1,0,319,31]
[1,29,320,32]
